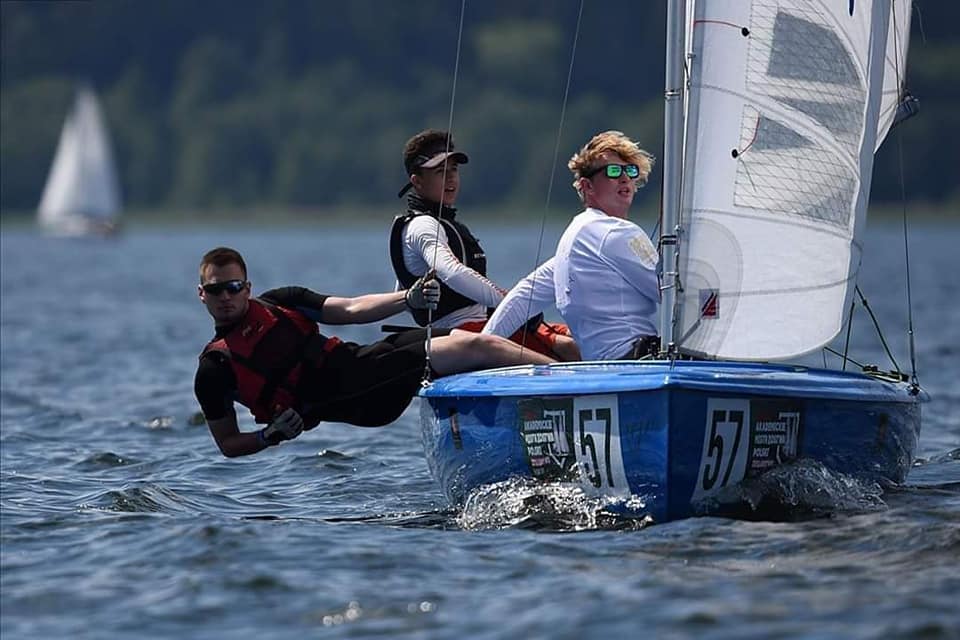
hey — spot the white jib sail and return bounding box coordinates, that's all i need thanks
[876,0,912,148]
[673,0,893,360]
[38,87,121,230]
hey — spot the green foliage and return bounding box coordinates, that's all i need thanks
[1,0,957,215]
[0,78,74,210]
[472,20,564,96]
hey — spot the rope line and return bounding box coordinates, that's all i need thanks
[422,0,468,385]
[891,0,920,388]
[692,19,750,37]
[855,285,902,375]
[518,0,585,354]
[823,345,866,370]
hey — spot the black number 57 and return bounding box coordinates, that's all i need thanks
[578,408,614,488]
[701,409,744,491]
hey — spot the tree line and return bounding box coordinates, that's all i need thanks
[1,0,956,217]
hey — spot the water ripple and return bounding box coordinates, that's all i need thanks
[2,227,958,640]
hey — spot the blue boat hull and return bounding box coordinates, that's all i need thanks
[419,361,924,522]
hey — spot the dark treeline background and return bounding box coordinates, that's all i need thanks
[2,0,957,219]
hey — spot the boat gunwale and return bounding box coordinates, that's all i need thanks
[420,360,926,404]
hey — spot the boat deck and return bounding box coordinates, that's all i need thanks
[421,360,922,403]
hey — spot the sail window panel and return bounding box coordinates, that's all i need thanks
[779,97,863,151]
[734,111,857,227]
[746,4,867,156]
[731,2,867,229]
[767,11,859,86]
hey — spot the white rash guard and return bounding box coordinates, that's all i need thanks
[399,215,504,329]
[484,208,659,360]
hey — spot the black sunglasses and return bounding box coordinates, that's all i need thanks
[584,163,641,180]
[201,280,248,296]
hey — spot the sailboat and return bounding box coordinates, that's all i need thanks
[37,86,122,236]
[418,0,926,522]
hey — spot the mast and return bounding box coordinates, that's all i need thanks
[658,0,687,353]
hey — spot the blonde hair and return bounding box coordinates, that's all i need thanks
[568,130,654,198]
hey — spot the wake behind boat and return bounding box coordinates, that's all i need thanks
[419,0,926,523]
[37,85,122,236]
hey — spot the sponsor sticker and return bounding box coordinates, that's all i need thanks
[519,395,629,495]
[519,398,576,481]
[700,288,719,319]
[745,401,802,473]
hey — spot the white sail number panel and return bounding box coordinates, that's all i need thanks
[691,398,804,502]
[519,394,629,497]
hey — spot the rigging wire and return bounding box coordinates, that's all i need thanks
[517,0,585,354]
[896,125,919,387]
[823,345,866,371]
[855,285,902,375]
[841,297,856,371]
[422,0,468,385]
[833,0,919,389]
[891,1,920,389]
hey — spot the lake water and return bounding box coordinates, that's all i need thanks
[2,221,958,639]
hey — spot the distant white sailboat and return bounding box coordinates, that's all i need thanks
[37,86,121,236]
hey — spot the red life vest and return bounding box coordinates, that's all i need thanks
[201,298,341,424]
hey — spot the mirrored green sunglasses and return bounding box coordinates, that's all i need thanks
[585,163,641,179]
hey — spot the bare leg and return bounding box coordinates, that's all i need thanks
[428,329,553,375]
[552,334,582,361]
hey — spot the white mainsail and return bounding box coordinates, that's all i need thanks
[37,86,121,234]
[673,0,897,360]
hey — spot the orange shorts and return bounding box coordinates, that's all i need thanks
[457,319,572,359]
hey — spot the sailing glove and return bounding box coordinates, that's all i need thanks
[405,270,440,311]
[259,408,304,446]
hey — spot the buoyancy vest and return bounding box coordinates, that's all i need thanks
[200,298,341,424]
[389,195,488,326]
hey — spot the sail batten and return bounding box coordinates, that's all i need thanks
[674,0,896,361]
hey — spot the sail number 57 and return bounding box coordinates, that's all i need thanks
[572,395,629,497]
[693,399,751,501]
[702,409,745,490]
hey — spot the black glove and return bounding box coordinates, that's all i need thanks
[258,408,304,446]
[405,270,440,311]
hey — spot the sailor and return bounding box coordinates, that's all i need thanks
[483,131,660,360]
[194,246,554,457]
[390,128,581,361]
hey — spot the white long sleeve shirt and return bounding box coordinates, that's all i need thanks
[399,215,504,329]
[484,208,659,360]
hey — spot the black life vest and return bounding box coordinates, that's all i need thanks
[389,196,488,326]
[200,298,341,424]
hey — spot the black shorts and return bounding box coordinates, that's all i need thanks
[302,328,450,427]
